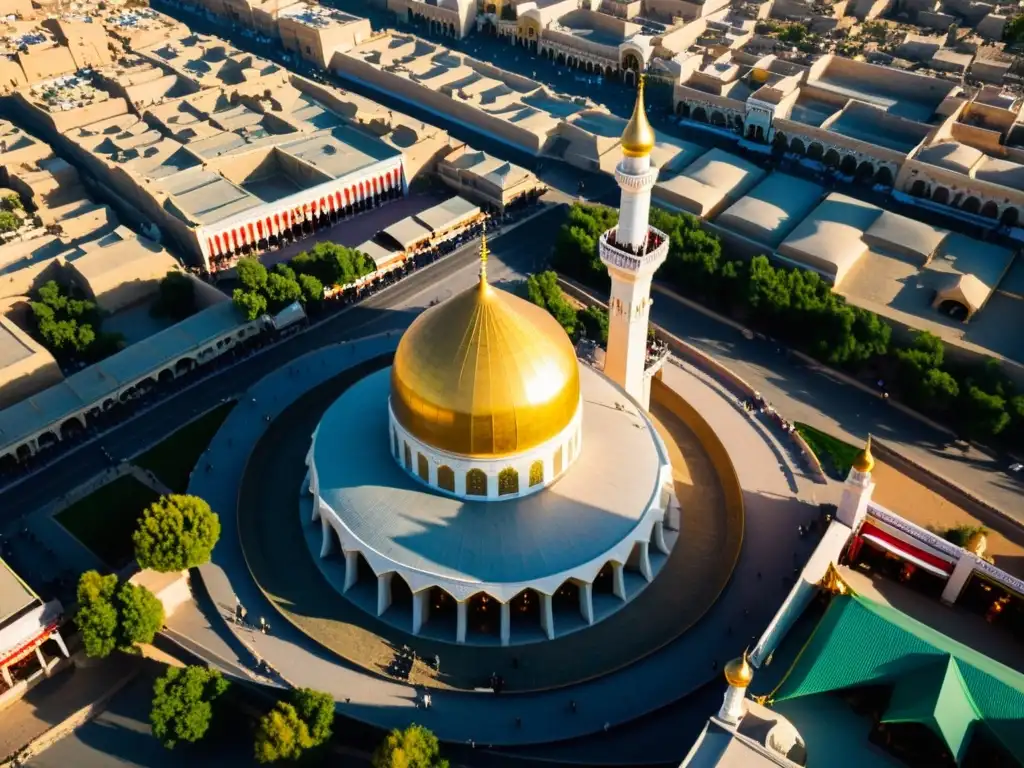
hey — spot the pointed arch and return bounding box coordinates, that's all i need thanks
[498,467,519,495]
[417,453,429,482]
[466,468,487,496]
[529,460,544,487]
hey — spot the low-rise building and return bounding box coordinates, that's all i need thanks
[437,145,546,211]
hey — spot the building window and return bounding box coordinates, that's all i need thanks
[404,443,412,471]
[498,467,519,496]
[438,465,455,492]
[529,460,544,487]
[466,468,487,496]
[418,453,429,482]
[553,446,563,476]
[392,429,398,459]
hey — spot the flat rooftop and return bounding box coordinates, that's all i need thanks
[313,365,665,585]
[0,558,38,627]
[715,173,824,247]
[0,320,35,370]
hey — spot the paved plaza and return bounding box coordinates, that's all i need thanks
[185,324,822,748]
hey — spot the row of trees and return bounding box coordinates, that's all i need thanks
[554,203,1024,450]
[232,243,375,321]
[527,270,609,344]
[0,192,23,234]
[148,662,446,768]
[29,280,123,363]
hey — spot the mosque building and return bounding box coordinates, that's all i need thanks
[304,83,680,645]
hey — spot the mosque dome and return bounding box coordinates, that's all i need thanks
[390,245,581,458]
[724,652,754,688]
[852,435,875,474]
[621,75,655,158]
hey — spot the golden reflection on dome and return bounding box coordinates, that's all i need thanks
[621,74,656,158]
[390,242,581,457]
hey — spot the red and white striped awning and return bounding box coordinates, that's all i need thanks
[859,522,956,577]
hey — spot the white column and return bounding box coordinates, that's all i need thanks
[377,572,393,616]
[413,591,430,634]
[455,470,466,496]
[51,631,69,658]
[540,593,554,639]
[456,600,468,644]
[35,646,49,676]
[612,562,626,600]
[487,472,498,498]
[638,541,653,582]
[604,271,657,408]
[500,602,511,646]
[580,582,594,625]
[428,461,437,487]
[653,521,669,555]
[615,154,653,248]
[718,684,748,725]
[837,471,874,529]
[343,550,358,593]
[310,495,320,523]
[1,666,11,687]
[941,554,977,605]
[319,517,336,559]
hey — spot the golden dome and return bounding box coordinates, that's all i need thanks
[851,435,875,474]
[390,241,581,458]
[724,651,754,688]
[621,74,655,158]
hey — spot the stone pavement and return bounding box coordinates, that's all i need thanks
[185,332,823,749]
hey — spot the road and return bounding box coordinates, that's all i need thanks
[0,206,558,524]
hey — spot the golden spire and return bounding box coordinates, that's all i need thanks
[621,74,656,158]
[818,562,852,596]
[724,649,754,688]
[478,222,489,288]
[851,434,875,474]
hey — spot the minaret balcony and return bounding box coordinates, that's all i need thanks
[644,340,670,376]
[614,164,659,191]
[599,226,669,274]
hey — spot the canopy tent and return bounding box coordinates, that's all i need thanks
[773,593,1024,764]
[931,273,990,321]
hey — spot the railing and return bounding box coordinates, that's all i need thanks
[598,225,669,272]
[644,342,670,373]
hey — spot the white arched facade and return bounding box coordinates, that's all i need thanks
[387,396,583,501]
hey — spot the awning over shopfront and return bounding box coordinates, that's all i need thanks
[860,522,956,577]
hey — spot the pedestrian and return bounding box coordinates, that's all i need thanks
[434,654,440,673]
[423,693,432,709]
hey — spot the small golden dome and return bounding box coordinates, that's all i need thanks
[390,244,581,458]
[724,651,754,688]
[852,435,875,474]
[621,75,656,158]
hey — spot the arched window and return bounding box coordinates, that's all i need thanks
[392,429,398,459]
[438,465,455,492]
[529,460,544,487]
[417,453,429,482]
[404,443,412,471]
[553,446,563,476]
[498,467,519,496]
[466,468,487,496]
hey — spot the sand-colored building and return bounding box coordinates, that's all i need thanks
[437,145,545,210]
[390,0,477,39]
[14,35,450,273]
[275,4,372,69]
[0,312,62,411]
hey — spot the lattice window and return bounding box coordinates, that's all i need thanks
[498,467,519,496]
[466,468,487,496]
[437,465,455,492]
[529,460,544,487]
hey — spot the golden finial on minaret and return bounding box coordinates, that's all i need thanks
[478,221,489,286]
[621,73,655,158]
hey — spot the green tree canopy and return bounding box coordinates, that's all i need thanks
[291,688,335,746]
[150,665,229,749]
[152,272,197,321]
[117,580,165,648]
[255,702,312,764]
[76,570,119,659]
[1005,14,1024,43]
[577,303,609,345]
[0,209,19,233]
[265,270,303,312]
[372,725,448,768]
[291,241,374,287]
[232,289,267,321]
[236,257,268,292]
[297,273,324,306]
[527,271,577,337]
[133,494,222,572]
[961,386,1011,439]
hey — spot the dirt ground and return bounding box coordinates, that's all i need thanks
[870,462,1024,580]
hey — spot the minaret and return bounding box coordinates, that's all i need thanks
[718,651,754,726]
[836,435,876,529]
[599,75,668,410]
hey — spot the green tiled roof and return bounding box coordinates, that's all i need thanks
[775,593,1024,763]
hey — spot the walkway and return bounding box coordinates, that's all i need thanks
[186,333,822,748]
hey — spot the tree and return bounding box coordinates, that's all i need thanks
[152,272,197,321]
[961,386,1010,440]
[372,725,448,768]
[0,210,19,233]
[117,580,165,648]
[291,242,373,287]
[233,288,267,321]
[291,688,334,746]
[1005,14,1024,43]
[150,665,229,749]
[236,257,268,292]
[1,192,23,211]
[264,270,303,312]
[576,304,609,345]
[527,271,578,337]
[297,273,324,306]
[255,702,312,764]
[133,494,222,572]
[76,570,119,659]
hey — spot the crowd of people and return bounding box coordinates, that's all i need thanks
[743,391,797,436]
